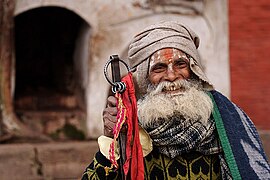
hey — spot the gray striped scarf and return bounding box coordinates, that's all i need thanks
[143,114,222,158]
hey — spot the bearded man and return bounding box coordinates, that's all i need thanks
[82,21,270,180]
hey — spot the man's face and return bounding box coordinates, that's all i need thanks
[138,48,213,129]
[148,48,191,90]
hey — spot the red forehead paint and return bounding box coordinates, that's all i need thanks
[163,48,174,60]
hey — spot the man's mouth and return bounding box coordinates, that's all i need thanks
[162,86,185,95]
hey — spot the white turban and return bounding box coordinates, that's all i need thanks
[128,21,213,96]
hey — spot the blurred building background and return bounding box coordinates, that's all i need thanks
[0,0,269,179]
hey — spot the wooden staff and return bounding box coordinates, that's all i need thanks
[110,55,128,180]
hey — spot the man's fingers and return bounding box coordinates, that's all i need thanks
[107,96,117,107]
[103,112,117,123]
[104,117,115,130]
[103,107,117,117]
[103,115,116,138]
[103,96,117,138]
[103,112,127,137]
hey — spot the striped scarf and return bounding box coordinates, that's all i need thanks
[143,113,222,158]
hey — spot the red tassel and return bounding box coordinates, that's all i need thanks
[109,72,144,179]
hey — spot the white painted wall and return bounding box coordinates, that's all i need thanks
[15,0,229,138]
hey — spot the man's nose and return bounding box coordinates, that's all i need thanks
[164,67,179,82]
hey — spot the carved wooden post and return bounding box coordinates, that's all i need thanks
[0,0,17,140]
[0,0,47,141]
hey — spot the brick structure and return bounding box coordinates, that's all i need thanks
[229,0,270,130]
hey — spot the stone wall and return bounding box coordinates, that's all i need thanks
[14,0,229,137]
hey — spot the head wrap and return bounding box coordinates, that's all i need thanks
[127,21,214,96]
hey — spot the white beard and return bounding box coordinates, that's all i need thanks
[137,79,213,129]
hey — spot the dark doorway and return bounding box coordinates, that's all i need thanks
[14,7,88,139]
[14,7,85,111]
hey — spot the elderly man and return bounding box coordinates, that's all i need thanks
[82,21,270,180]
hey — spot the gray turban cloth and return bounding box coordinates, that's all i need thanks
[127,21,214,97]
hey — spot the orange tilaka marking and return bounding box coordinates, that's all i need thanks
[163,48,174,61]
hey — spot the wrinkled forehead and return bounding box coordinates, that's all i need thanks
[149,48,188,66]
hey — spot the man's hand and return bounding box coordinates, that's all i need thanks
[103,96,117,138]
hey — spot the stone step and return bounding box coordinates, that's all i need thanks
[0,141,98,180]
[0,131,269,180]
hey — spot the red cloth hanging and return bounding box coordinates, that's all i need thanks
[109,72,144,180]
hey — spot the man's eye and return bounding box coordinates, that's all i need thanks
[151,65,167,73]
[175,59,188,68]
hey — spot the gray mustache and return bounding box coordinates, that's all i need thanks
[147,79,199,95]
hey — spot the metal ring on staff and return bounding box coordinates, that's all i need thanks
[103,55,130,93]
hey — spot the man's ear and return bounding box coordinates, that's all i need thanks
[193,36,200,48]
[189,71,200,81]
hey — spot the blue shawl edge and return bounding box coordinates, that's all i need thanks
[209,90,270,179]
